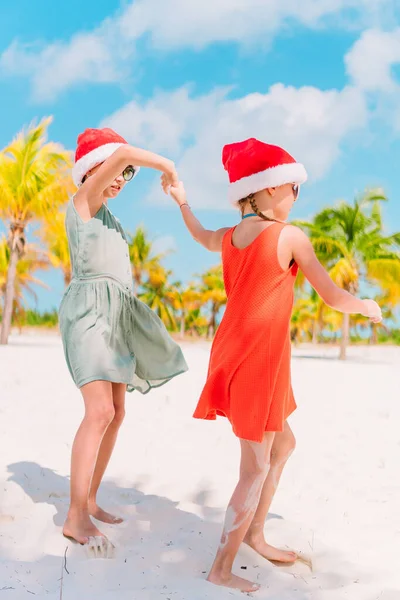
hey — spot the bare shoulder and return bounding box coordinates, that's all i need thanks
[282,224,307,239]
[280,224,311,249]
[216,226,232,241]
[208,227,231,252]
[277,224,312,269]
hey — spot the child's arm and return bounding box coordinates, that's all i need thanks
[168,182,229,252]
[76,145,178,217]
[284,226,382,322]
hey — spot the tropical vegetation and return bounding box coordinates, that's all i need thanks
[1,120,400,359]
[0,117,73,344]
[294,190,400,358]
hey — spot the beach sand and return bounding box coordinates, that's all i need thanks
[0,335,399,599]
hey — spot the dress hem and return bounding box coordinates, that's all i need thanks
[193,404,297,443]
[76,368,188,394]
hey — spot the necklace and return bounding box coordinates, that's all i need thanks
[242,213,259,220]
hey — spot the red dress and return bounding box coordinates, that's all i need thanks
[193,223,298,443]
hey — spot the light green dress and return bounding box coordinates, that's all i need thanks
[59,198,188,392]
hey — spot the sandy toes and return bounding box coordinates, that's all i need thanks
[63,515,105,545]
[63,515,116,558]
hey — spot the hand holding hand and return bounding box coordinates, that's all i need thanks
[162,178,187,207]
[161,160,179,190]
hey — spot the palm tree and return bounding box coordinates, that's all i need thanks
[41,208,71,286]
[185,308,208,338]
[295,189,400,359]
[368,293,398,345]
[290,297,315,344]
[320,305,343,342]
[294,287,335,345]
[168,283,203,339]
[198,265,227,338]
[0,236,50,329]
[139,265,177,330]
[127,226,167,295]
[0,118,73,344]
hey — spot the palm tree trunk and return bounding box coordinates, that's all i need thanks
[208,307,217,339]
[312,320,318,344]
[370,323,378,345]
[339,313,350,360]
[180,310,185,340]
[0,244,19,345]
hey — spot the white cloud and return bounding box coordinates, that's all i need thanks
[0,0,397,100]
[101,86,227,155]
[119,0,395,50]
[345,28,400,91]
[103,83,368,209]
[152,235,178,257]
[0,19,131,102]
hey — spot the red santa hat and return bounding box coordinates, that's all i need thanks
[222,138,307,203]
[72,127,140,186]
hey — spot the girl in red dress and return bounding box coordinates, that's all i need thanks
[164,138,382,593]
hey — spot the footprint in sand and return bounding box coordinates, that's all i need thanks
[0,514,15,523]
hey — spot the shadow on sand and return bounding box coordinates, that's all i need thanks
[0,461,380,600]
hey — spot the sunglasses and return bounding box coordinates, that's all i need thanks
[292,184,300,200]
[82,164,138,185]
[122,165,137,182]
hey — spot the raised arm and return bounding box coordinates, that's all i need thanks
[75,145,178,218]
[168,181,229,252]
[282,226,382,322]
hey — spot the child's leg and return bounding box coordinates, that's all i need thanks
[88,383,126,523]
[244,421,296,562]
[63,381,115,544]
[207,432,275,593]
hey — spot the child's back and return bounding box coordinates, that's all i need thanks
[193,222,297,443]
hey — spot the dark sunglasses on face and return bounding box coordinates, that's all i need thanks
[292,184,300,200]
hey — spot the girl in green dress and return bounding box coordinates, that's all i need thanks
[60,128,188,555]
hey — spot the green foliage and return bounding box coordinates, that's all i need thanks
[0,120,399,346]
[24,309,59,327]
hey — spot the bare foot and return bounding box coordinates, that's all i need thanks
[207,570,260,593]
[244,534,297,563]
[63,513,105,545]
[88,503,123,525]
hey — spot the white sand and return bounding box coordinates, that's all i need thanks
[0,335,399,599]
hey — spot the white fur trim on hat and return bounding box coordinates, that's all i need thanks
[228,162,307,203]
[72,142,140,186]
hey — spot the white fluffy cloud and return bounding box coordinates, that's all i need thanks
[0,0,396,100]
[103,83,368,208]
[345,28,400,91]
[1,1,395,208]
[0,20,130,102]
[119,0,394,50]
[102,87,227,155]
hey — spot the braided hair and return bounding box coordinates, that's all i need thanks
[238,193,277,222]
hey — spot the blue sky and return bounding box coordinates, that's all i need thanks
[1,1,400,311]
